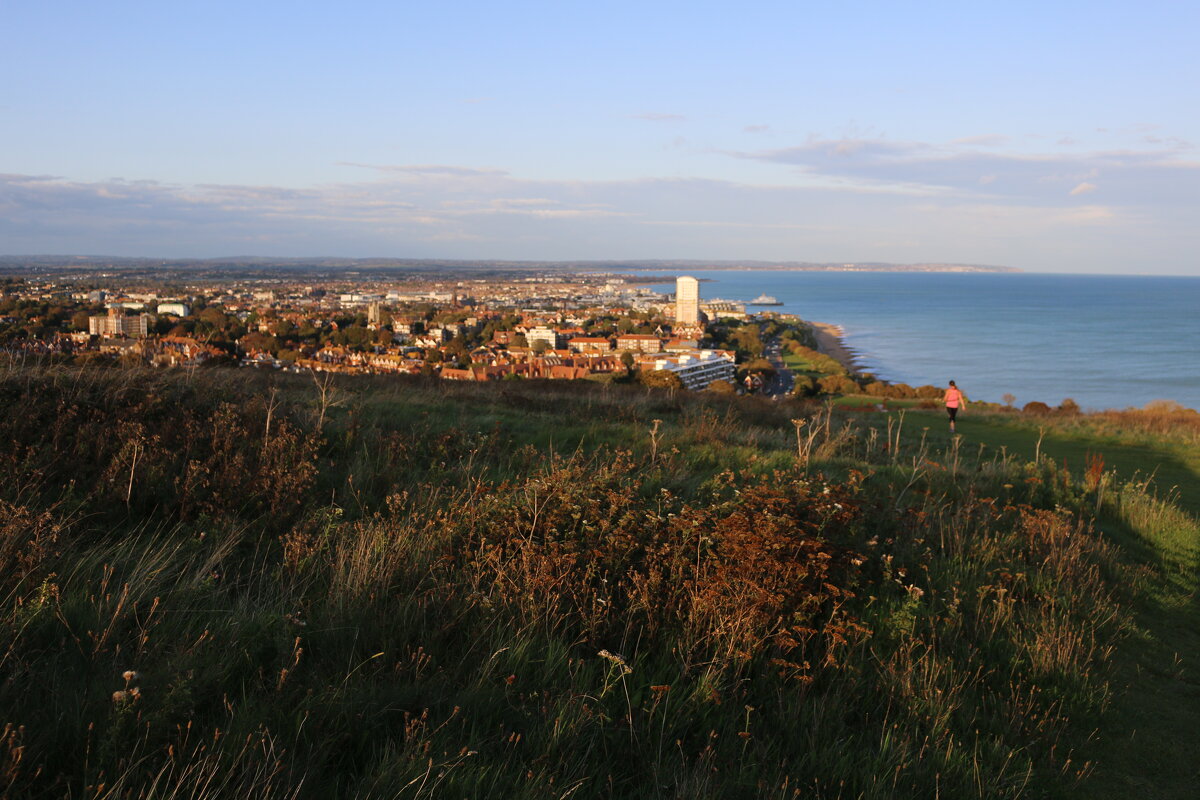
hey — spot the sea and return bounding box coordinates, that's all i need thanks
[634,271,1200,412]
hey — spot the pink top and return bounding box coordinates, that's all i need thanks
[944,387,964,408]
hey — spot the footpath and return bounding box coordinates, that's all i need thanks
[1083,504,1200,799]
[955,416,1200,798]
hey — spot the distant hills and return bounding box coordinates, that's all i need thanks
[0,255,1020,273]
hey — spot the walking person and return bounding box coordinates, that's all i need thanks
[944,380,967,433]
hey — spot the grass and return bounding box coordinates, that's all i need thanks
[1077,492,1200,799]
[0,363,1196,798]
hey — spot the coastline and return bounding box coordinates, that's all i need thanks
[809,321,863,374]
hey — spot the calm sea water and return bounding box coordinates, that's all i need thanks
[636,271,1200,412]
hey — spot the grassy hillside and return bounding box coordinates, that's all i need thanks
[0,363,1195,798]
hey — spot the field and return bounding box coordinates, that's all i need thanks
[1,363,1196,798]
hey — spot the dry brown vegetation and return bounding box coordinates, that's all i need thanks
[0,362,1187,798]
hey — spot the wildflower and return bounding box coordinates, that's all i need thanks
[597,649,626,666]
[122,670,140,684]
[598,649,633,675]
[112,691,128,703]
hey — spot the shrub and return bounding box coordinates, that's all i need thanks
[1023,401,1053,415]
[914,385,944,399]
[706,378,736,395]
[1058,398,1081,415]
[819,375,860,395]
[791,375,817,397]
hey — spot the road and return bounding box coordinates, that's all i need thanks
[762,336,794,397]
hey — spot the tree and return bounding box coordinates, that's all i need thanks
[639,369,684,392]
[706,379,736,395]
[70,310,91,332]
[791,375,817,397]
[239,332,278,354]
[818,375,859,395]
[739,358,776,380]
[729,325,765,358]
[445,335,470,360]
[269,319,296,338]
[199,307,228,329]
[620,351,636,370]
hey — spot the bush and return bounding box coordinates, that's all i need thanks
[706,378,737,395]
[791,375,817,398]
[882,383,916,399]
[1023,401,1053,415]
[1058,398,1081,415]
[819,374,860,395]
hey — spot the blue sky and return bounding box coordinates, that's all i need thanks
[2,0,1197,273]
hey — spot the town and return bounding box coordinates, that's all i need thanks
[0,266,823,395]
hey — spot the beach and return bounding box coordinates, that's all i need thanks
[810,321,862,374]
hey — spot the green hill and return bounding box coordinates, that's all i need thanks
[0,364,1195,798]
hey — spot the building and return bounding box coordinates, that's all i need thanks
[156,302,191,317]
[367,301,383,326]
[615,334,663,354]
[567,336,613,353]
[527,327,563,351]
[89,307,148,338]
[651,350,736,391]
[675,276,700,325]
[701,301,746,320]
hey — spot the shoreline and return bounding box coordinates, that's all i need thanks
[809,321,865,374]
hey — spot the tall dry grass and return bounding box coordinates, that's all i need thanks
[0,362,1171,798]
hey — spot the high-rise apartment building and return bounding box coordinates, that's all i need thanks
[675,276,700,325]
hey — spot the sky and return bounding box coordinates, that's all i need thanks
[2,1,1198,274]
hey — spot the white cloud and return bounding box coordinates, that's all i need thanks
[734,136,1198,207]
[0,159,1195,273]
[1069,182,1097,196]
